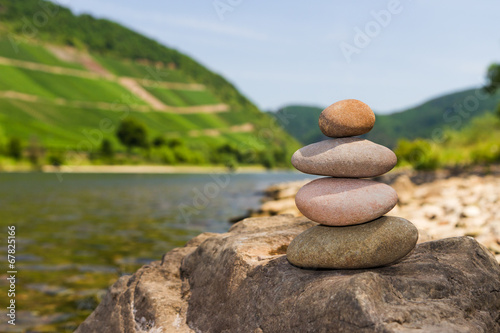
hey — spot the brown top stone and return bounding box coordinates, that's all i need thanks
[319,99,375,137]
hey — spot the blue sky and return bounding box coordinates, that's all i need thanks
[62,0,500,114]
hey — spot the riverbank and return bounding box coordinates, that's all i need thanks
[0,164,286,174]
[248,165,500,262]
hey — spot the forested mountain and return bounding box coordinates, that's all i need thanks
[272,88,500,147]
[0,0,299,168]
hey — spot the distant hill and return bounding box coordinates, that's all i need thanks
[266,105,327,145]
[0,0,299,167]
[271,88,500,147]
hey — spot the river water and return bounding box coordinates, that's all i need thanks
[0,171,315,332]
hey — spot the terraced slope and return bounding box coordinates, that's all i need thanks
[0,23,299,166]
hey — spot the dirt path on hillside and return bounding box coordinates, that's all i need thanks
[118,77,168,111]
[167,103,230,114]
[0,90,251,136]
[0,90,149,112]
[187,122,254,137]
[0,90,232,115]
[0,56,105,79]
[140,78,205,91]
[47,45,114,78]
[0,55,230,114]
[47,45,205,90]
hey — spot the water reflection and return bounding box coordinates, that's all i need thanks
[0,171,315,332]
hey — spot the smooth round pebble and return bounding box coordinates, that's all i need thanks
[286,216,418,269]
[295,177,397,226]
[319,99,375,137]
[291,137,397,178]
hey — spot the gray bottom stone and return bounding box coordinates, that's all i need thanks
[287,216,419,269]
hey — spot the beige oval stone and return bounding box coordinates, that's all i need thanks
[291,138,396,178]
[295,178,397,225]
[287,216,418,269]
[319,99,375,137]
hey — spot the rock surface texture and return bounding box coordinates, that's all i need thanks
[77,216,500,333]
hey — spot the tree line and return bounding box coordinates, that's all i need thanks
[0,118,291,170]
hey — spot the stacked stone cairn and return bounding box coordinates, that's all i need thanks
[287,99,419,269]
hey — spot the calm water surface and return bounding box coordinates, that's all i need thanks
[0,172,315,332]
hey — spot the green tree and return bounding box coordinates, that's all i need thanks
[160,148,176,165]
[166,138,183,148]
[7,137,22,160]
[225,158,237,172]
[27,136,44,168]
[152,136,166,148]
[48,152,64,166]
[484,64,500,120]
[100,138,115,160]
[394,139,439,170]
[0,125,6,156]
[260,152,276,170]
[485,64,500,93]
[116,118,148,153]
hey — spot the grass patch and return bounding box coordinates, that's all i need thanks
[216,111,251,126]
[0,99,248,149]
[93,54,190,83]
[143,86,186,106]
[175,89,220,105]
[0,37,85,69]
[0,64,146,104]
[144,85,221,106]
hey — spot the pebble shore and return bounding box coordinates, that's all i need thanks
[249,166,500,263]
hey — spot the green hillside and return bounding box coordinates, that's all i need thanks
[272,88,500,147]
[92,54,190,83]
[145,86,221,106]
[0,0,257,110]
[0,64,142,103]
[0,0,300,169]
[0,38,84,69]
[395,111,500,170]
[267,105,327,144]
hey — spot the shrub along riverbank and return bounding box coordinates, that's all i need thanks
[0,116,296,171]
[394,110,500,170]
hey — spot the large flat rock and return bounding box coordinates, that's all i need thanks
[77,216,500,333]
